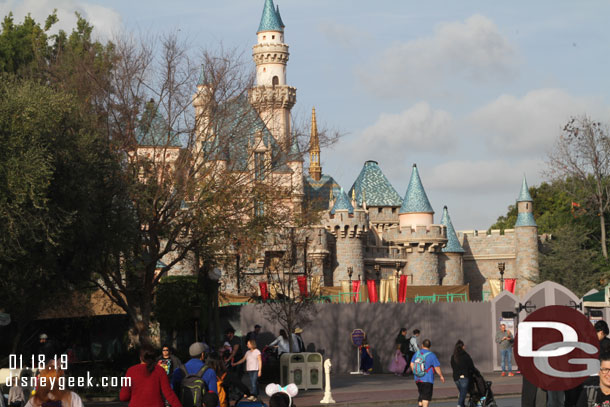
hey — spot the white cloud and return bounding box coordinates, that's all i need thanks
[426,158,543,192]
[317,21,363,49]
[345,102,454,169]
[470,88,610,155]
[357,14,516,98]
[0,0,122,40]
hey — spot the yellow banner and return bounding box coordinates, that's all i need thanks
[489,279,501,299]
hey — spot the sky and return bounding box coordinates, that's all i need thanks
[3,0,610,230]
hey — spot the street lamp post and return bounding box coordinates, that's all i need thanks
[374,264,381,299]
[347,266,353,302]
[395,261,401,279]
[498,262,505,291]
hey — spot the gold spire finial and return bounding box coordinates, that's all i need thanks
[309,107,322,181]
[352,188,356,202]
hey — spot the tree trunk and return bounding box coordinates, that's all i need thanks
[601,211,608,259]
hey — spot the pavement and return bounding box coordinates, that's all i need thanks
[84,371,522,406]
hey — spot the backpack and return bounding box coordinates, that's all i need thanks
[179,365,209,407]
[217,373,228,407]
[413,350,431,377]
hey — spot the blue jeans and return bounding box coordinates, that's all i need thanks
[455,377,469,407]
[248,370,259,396]
[501,348,512,372]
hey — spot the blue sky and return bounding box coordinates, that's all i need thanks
[4,0,610,229]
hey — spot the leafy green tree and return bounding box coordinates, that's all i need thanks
[538,224,600,297]
[0,77,120,353]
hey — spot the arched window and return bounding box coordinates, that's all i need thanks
[272,76,279,86]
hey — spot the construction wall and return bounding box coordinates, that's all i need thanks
[238,301,494,374]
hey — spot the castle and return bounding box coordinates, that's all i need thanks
[156,0,539,300]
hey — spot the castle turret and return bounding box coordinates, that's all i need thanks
[399,164,434,228]
[396,164,446,285]
[326,188,367,284]
[440,206,464,285]
[249,0,296,149]
[515,176,538,295]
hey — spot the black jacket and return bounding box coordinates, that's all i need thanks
[450,350,475,382]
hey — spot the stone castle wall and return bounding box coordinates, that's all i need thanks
[459,229,518,300]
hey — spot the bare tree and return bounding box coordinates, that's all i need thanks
[546,116,610,259]
[85,32,312,345]
[261,227,320,352]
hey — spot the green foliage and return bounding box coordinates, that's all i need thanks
[538,224,600,297]
[153,276,209,332]
[0,77,120,335]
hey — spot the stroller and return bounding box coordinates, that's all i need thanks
[467,367,497,407]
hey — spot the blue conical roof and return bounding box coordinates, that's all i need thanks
[399,164,434,214]
[258,0,283,33]
[276,5,285,28]
[517,176,533,202]
[349,161,402,207]
[515,212,537,227]
[330,188,354,214]
[441,206,464,253]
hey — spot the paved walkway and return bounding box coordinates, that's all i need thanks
[273,372,522,407]
[84,372,522,406]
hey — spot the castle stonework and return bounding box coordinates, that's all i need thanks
[176,0,541,300]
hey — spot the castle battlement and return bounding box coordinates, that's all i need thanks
[249,85,297,109]
[252,43,290,65]
[396,224,447,239]
[325,209,368,238]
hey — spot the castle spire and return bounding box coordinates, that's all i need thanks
[258,0,283,33]
[309,107,322,181]
[517,175,533,202]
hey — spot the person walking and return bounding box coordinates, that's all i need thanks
[495,323,514,376]
[225,328,243,373]
[407,329,421,375]
[291,328,305,352]
[269,329,291,356]
[232,339,262,400]
[395,328,409,374]
[120,345,182,407]
[171,342,218,407]
[450,340,474,407]
[157,345,182,386]
[360,338,373,375]
[410,339,445,407]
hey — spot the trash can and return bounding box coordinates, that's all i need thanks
[280,353,306,389]
[305,353,323,390]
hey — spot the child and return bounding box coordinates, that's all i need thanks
[360,339,373,374]
[232,339,262,401]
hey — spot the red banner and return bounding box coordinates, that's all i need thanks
[398,275,408,303]
[259,281,269,301]
[352,280,361,302]
[366,280,378,303]
[297,276,308,297]
[505,278,516,294]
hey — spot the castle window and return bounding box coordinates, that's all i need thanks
[526,203,529,209]
[272,35,275,39]
[263,67,266,72]
[272,76,279,86]
[378,208,382,214]
[254,200,264,217]
[392,208,396,214]
[255,151,265,180]
[263,35,266,40]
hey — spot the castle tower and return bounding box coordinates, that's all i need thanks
[325,188,367,285]
[249,0,296,149]
[396,164,447,285]
[309,107,322,181]
[515,176,538,296]
[439,206,465,285]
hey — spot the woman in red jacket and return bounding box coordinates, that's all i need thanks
[120,345,182,407]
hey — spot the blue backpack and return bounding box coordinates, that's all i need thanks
[413,350,431,377]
